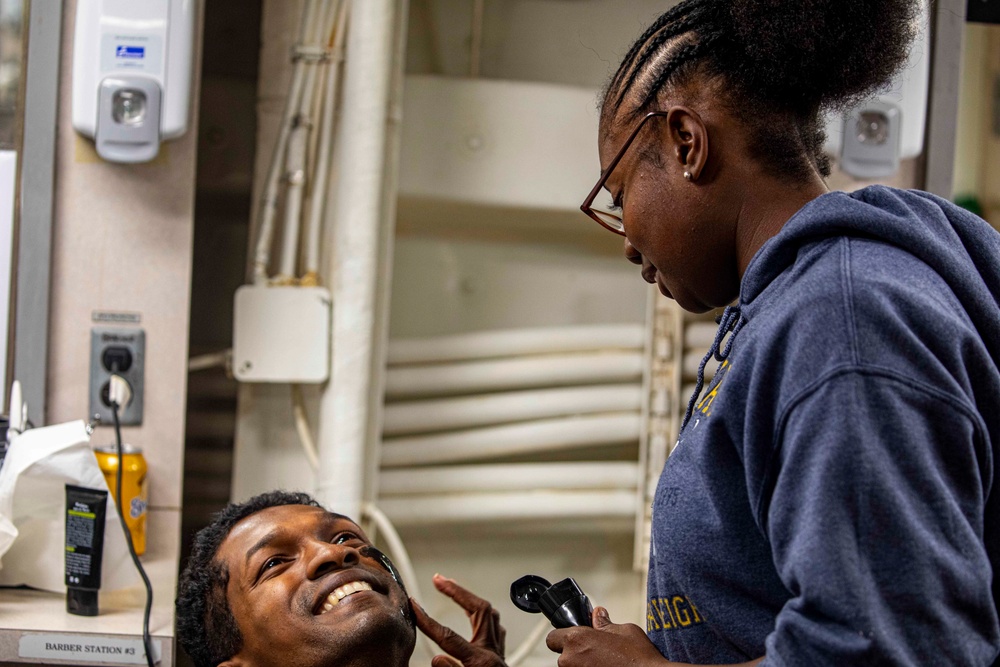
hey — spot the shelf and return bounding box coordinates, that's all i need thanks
[0,509,179,666]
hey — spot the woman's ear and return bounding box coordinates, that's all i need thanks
[218,656,248,667]
[666,105,708,181]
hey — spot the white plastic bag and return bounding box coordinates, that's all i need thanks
[0,420,138,592]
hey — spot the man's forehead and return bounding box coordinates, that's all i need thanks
[218,505,362,560]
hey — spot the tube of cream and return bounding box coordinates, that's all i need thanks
[64,484,108,616]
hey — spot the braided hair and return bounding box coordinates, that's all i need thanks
[603,0,920,179]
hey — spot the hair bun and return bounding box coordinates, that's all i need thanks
[720,0,921,111]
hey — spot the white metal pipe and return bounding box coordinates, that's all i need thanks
[187,349,231,373]
[382,384,643,436]
[251,0,318,284]
[376,490,638,526]
[305,1,337,173]
[305,0,349,278]
[379,462,639,496]
[384,351,644,399]
[380,413,641,467]
[277,119,310,278]
[278,1,333,279]
[316,0,399,517]
[387,324,646,365]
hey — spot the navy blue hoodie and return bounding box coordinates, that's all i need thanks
[647,186,1000,665]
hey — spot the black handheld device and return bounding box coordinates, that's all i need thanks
[510,574,593,628]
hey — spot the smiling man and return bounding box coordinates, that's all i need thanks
[175,491,507,667]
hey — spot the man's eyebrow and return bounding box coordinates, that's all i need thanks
[323,512,353,528]
[244,528,283,569]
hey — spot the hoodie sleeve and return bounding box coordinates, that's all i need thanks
[760,369,998,666]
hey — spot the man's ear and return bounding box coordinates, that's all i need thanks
[218,655,248,667]
[665,105,709,181]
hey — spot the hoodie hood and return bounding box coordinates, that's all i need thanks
[741,185,1000,363]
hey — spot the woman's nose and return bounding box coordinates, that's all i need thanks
[305,541,361,579]
[624,238,643,265]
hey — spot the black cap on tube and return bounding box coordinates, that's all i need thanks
[67,588,99,616]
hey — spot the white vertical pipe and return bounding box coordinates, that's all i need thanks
[252,0,316,284]
[316,0,399,517]
[305,0,349,278]
[366,0,411,516]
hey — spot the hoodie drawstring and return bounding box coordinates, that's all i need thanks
[682,305,746,430]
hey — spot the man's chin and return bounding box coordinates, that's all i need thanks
[308,596,416,665]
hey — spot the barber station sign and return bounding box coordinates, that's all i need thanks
[969,0,1000,23]
[19,634,162,665]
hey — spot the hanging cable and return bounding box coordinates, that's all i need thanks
[108,375,154,667]
[361,502,437,661]
[507,617,550,667]
[291,385,320,470]
[361,502,550,664]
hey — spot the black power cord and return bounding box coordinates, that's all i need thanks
[110,400,155,667]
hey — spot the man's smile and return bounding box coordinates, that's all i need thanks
[319,581,374,614]
[311,570,389,616]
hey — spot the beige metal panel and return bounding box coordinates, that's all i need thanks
[46,0,203,512]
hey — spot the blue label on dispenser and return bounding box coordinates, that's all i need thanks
[100,34,163,75]
[115,45,145,59]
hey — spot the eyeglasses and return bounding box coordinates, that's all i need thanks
[580,111,669,236]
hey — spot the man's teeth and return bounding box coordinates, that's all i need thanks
[320,581,373,613]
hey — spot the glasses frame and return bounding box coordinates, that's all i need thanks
[580,111,669,236]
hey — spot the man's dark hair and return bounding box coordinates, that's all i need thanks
[603,0,920,179]
[175,491,322,667]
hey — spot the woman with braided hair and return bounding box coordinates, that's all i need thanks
[542,0,1000,665]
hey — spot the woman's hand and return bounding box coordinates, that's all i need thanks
[546,607,670,667]
[411,574,508,667]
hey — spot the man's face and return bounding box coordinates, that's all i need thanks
[216,505,415,667]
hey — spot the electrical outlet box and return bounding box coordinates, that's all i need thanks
[90,327,145,425]
[232,285,331,383]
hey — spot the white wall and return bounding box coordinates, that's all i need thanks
[389,237,645,337]
[406,0,679,86]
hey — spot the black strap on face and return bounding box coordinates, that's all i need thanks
[360,545,405,590]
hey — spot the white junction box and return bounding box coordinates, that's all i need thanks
[232,286,332,383]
